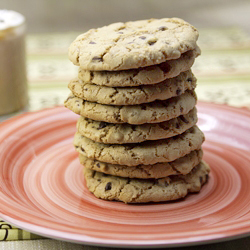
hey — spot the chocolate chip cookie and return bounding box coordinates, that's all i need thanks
[83,160,210,203]
[77,108,197,144]
[65,90,197,125]
[69,18,199,70]
[79,149,203,179]
[78,47,200,87]
[69,70,196,105]
[74,125,204,166]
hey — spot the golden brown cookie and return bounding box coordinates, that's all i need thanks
[69,70,196,105]
[74,126,205,166]
[65,90,197,125]
[77,108,197,144]
[79,149,203,179]
[78,48,200,87]
[83,161,210,203]
[69,18,199,70]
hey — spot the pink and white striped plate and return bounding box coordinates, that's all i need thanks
[0,102,250,248]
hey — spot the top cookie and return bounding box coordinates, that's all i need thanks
[69,18,199,71]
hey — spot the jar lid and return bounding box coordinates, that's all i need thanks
[0,10,25,31]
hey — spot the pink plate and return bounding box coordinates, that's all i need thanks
[0,102,250,248]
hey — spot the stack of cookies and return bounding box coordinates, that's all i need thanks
[65,18,210,203]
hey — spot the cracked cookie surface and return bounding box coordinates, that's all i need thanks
[69,18,199,70]
[77,108,197,144]
[78,47,200,87]
[83,160,210,203]
[64,90,197,124]
[79,149,203,179]
[69,70,196,105]
[74,125,205,166]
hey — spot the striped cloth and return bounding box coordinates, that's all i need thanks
[0,221,43,241]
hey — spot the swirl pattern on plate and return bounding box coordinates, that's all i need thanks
[0,103,250,247]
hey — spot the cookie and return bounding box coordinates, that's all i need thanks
[78,47,200,87]
[65,90,197,125]
[74,125,204,166]
[69,70,196,105]
[83,161,210,203]
[69,18,199,71]
[79,149,203,179]
[77,108,197,144]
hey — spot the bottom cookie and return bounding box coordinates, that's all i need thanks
[84,161,210,203]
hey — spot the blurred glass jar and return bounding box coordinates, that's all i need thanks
[0,10,28,115]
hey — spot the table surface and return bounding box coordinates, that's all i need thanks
[0,28,250,249]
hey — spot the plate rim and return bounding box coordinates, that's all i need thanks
[1,214,250,248]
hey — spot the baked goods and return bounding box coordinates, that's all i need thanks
[69,70,196,105]
[65,18,210,203]
[84,161,210,203]
[74,126,204,166]
[77,47,200,87]
[68,18,199,70]
[76,108,197,144]
[65,90,197,124]
[79,149,203,179]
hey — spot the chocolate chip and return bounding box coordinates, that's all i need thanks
[80,146,85,152]
[125,145,136,150]
[139,36,146,40]
[96,163,100,168]
[199,176,203,184]
[159,62,171,74]
[92,56,103,62]
[84,88,88,91]
[180,115,189,124]
[105,182,112,191]
[148,41,156,46]
[189,127,195,133]
[131,125,136,131]
[187,78,193,82]
[159,123,168,130]
[158,26,167,31]
[176,88,182,95]
[98,122,109,130]
[89,41,96,44]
